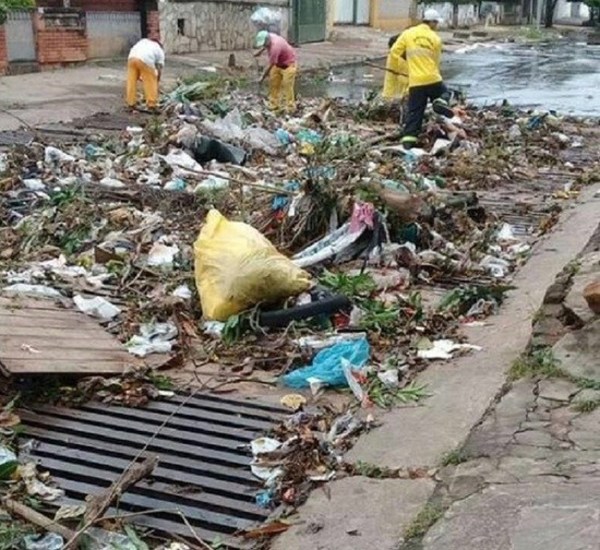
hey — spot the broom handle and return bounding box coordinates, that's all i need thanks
[364,60,407,77]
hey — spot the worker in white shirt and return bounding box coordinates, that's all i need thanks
[126,37,165,110]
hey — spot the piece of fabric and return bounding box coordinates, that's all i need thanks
[391,23,442,88]
[267,33,296,67]
[402,82,450,143]
[128,38,165,70]
[382,50,409,100]
[269,64,297,112]
[126,58,159,108]
[349,201,375,233]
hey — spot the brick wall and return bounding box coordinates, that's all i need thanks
[0,26,7,75]
[147,10,160,40]
[36,29,87,65]
[35,10,88,67]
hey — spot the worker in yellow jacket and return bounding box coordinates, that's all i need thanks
[382,34,408,101]
[391,9,454,148]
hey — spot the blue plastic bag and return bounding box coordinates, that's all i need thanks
[271,181,300,211]
[275,128,293,146]
[283,338,370,388]
[296,129,322,145]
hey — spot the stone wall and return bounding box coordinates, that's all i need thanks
[159,0,290,54]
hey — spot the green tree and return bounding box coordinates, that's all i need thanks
[0,0,35,24]
[583,0,600,25]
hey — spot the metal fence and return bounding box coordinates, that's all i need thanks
[87,11,141,59]
[5,11,36,63]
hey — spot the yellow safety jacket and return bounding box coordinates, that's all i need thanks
[391,23,442,88]
[382,51,408,100]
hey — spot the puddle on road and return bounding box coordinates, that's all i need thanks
[298,39,600,116]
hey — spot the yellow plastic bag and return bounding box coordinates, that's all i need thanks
[194,209,311,321]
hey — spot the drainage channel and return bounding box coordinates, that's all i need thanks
[19,393,285,546]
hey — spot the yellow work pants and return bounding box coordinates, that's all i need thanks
[269,64,297,112]
[126,58,159,108]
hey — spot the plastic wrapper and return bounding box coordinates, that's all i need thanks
[250,7,282,34]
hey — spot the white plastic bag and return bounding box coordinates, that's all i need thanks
[250,7,282,33]
[74,295,121,321]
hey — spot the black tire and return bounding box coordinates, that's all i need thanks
[258,294,352,329]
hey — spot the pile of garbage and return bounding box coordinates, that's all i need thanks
[0,81,596,541]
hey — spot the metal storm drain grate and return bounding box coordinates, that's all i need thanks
[18,393,285,545]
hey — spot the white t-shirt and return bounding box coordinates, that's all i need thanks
[129,39,165,69]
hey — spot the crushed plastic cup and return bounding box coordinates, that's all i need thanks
[99,177,126,189]
[126,321,178,357]
[417,339,482,360]
[23,178,46,191]
[23,533,64,550]
[164,178,187,191]
[74,295,121,321]
[250,437,283,485]
[377,369,399,388]
[44,146,75,164]
[147,241,179,268]
[82,527,139,550]
[172,284,192,300]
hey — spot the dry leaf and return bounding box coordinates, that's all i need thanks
[280,393,307,411]
[0,411,20,428]
[242,521,290,539]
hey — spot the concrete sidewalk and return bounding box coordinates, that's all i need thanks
[0,26,392,132]
[0,23,480,132]
[271,182,600,550]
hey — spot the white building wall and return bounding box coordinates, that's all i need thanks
[417,2,478,27]
[555,0,589,21]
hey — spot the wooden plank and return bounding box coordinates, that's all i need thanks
[0,347,132,362]
[2,360,130,374]
[0,335,126,351]
[0,326,116,339]
[0,309,89,322]
[0,296,135,375]
[0,317,106,330]
[0,297,67,311]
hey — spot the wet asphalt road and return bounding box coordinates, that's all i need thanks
[300,40,600,116]
[445,40,599,115]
